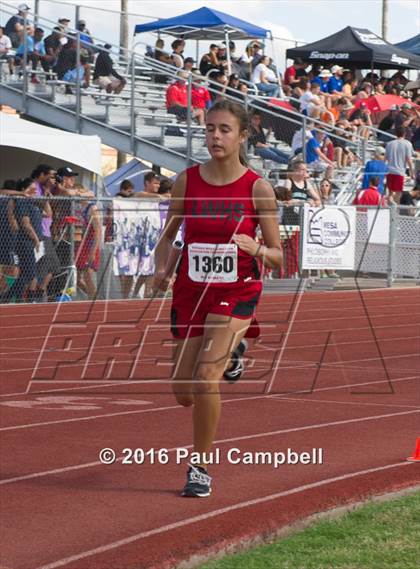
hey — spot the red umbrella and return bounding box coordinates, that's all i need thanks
[268,98,294,112]
[355,94,417,113]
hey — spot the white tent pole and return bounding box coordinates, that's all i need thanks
[224,28,232,75]
[270,34,282,97]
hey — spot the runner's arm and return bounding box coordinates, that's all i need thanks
[233,178,283,270]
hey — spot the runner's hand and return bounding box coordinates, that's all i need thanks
[232,234,260,256]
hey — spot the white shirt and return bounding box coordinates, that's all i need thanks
[291,128,314,153]
[0,34,12,52]
[251,63,268,84]
[300,91,318,112]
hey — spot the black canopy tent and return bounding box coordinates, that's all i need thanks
[286,26,420,70]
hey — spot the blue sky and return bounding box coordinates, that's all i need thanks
[3,0,419,66]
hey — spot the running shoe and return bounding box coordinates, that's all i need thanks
[223,339,248,383]
[181,465,212,498]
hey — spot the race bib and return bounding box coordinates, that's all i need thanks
[188,243,238,283]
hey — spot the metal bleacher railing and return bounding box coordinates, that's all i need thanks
[0,0,391,186]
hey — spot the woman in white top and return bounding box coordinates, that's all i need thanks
[251,55,279,97]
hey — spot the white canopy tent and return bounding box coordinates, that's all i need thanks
[0,112,102,185]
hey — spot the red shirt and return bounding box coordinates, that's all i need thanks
[179,165,261,287]
[166,81,187,109]
[191,85,211,109]
[284,65,296,86]
[353,187,385,206]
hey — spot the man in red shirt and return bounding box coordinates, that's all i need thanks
[191,72,211,112]
[353,176,386,206]
[284,58,306,90]
[165,71,205,124]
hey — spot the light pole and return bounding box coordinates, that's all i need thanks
[381,0,389,40]
[118,0,129,168]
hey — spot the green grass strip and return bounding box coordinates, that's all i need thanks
[201,490,420,569]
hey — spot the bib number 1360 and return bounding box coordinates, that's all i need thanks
[188,243,238,283]
[192,255,233,274]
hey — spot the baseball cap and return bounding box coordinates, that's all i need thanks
[58,17,71,23]
[77,19,86,26]
[319,69,332,78]
[216,43,226,49]
[331,65,343,74]
[18,3,30,11]
[56,167,78,178]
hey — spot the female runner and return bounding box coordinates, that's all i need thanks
[153,99,283,497]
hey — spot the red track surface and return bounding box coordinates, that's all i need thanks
[0,288,419,569]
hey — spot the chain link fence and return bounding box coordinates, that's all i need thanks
[1,195,418,304]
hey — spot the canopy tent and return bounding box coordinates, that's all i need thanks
[104,158,153,196]
[0,112,102,180]
[134,6,272,76]
[286,27,420,70]
[134,6,271,40]
[396,34,420,57]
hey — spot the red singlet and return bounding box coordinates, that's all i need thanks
[171,165,263,339]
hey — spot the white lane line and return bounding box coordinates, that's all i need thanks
[35,461,413,569]
[1,408,419,486]
[1,375,417,432]
[270,396,420,410]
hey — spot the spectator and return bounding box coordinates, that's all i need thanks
[311,68,332,94]
[171,39,184,68]
[55,36,89,92]
[0,27,14,75]
[57,17,71,36]
[237,44,254,80]
[328,65,344,95]
[248,111,290,164]
[44,27,63,73]
[306,130,334,177]
[191,72,211,112]
[31,164,60,301]
[116,179,135,197]
[385,126,415,204]
[353,175,386,206]
[277,162,320,228]
[14,26,34,68]
[5,2,32,48]
[153,38,171,64]
[0,182,19,296]
[74,192,101,300]
[166,71,205,124]
[395,102,417,137]
[209,70,227,102]
[138,172,161,198]
[227,72,240,93]
[291,123,314,157]
[362,147,388,194]
[183,57,195,71]
[284,58,306,88]
[251,55,279,97]
[2,178,43,303]
[199,43,220,76]
[400,186,420,216]
[77,20,95,64]
[318,178,334,204]
[158,178,173,198]
[93,44,125,94]
[29,27,49,82]
[300,82,323,115]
